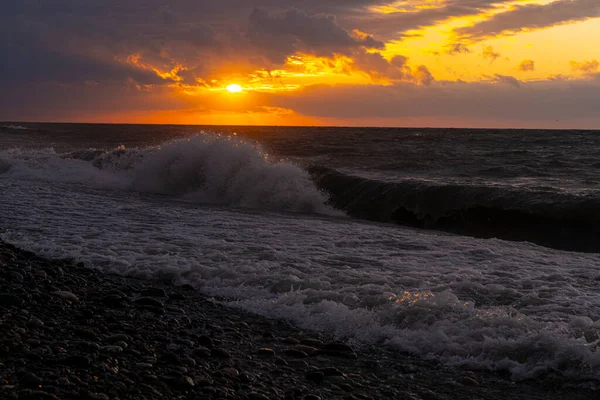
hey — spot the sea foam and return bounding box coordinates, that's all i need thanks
[0,134,335,214]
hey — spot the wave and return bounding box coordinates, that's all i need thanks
[1,124,29,131]
[308,166,600,252]
[0,135,335,214]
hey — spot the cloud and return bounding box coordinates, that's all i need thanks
[518,60,535,72]
[446,43,472,55]
[570,59,599,73]
[456,0,600,41]
[268,77,600,128]
[352,52,435,85]
[246,8,384,63]
[345,0,506,40]
[492,74,522,88]
[482,46,501,63]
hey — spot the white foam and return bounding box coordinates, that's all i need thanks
[0,135,335,214]
[2,139,600,381]
[1,125,29,130]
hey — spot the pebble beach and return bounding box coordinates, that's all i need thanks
[1,240,598,399]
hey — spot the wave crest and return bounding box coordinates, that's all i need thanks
[0,134,335,214]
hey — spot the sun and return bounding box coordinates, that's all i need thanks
[226,84,243,93]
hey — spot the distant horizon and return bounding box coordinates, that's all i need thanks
[2,120,599,132]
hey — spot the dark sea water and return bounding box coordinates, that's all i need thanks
[2,122,600,381]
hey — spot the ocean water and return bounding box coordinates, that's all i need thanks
[1,123,600,381]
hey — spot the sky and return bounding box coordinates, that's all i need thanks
[2,0,600,128]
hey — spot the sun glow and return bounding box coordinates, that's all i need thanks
[226,84,243,93]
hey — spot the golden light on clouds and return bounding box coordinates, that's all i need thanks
[17,0,599,127]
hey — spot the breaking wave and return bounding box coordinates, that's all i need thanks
[0,134,334,214]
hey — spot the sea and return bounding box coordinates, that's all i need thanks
[1,123,600,381]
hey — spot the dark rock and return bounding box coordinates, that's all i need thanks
[9,271,24,282]
[458,376,479,387]
[302,395,322,400]
[319,367,344,377]
[322,342,354,353]
[197,335,213,347]
[62,355,90,367]
[178,376,195,388]
[0,294,24,307]
[220,367,239,379]
[102,294,125,308]
[27,318,44,329]
[159,352,181,365]
[17,371,42,388]
[248,393,269,400]
[106,334,129,344]
[301,338,323,347]
[257,348,276,357]
[169,293,186,301]
[74,328,97,340]
[134,297,164,308]
[211,348,231,359]
[53,290,79,301]
[193,347,211,358]
[141,287,167,297]
[285,349,308,358]
[86,393,109,400]
[17,390,57,399]
[306,371,325,383]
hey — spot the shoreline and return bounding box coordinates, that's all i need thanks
[1,240,597,399]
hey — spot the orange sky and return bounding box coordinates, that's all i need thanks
[2,0,600,128]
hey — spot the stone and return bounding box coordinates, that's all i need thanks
[294,345,317,355]
[141,287,167,297]
[63,355,90,367]
[17,371,42,388]
[53,291,79,301]
[302,395,322,400]
[106,334,129,343]
[248,393,269,400]
[27,319,44,329]
[458,376,479,387]
[102,294,125,308]
[193,347,211,358]
[301,338,323,347]
[257,348,276,357]
[319,367,345,377]
[322,343,354,353]
[0,294,24,307]
[210,348,231,359]
[134,297,164,308]
[306,371,325,383]
[178,376,195,388]
[220,368,239,379]
[285,349,308,358]
[100,345,124,354]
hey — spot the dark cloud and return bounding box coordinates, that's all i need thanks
[518,60,535,72]
[352,52,434,85]
[247,8,384,63]
[446,43,472,55]
[269,78,600,127]
[456,0,600,41]
[347,1,505,40]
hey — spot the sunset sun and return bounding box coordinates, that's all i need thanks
[226,84,243,93]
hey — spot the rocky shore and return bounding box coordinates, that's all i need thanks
[0,240,598,399]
